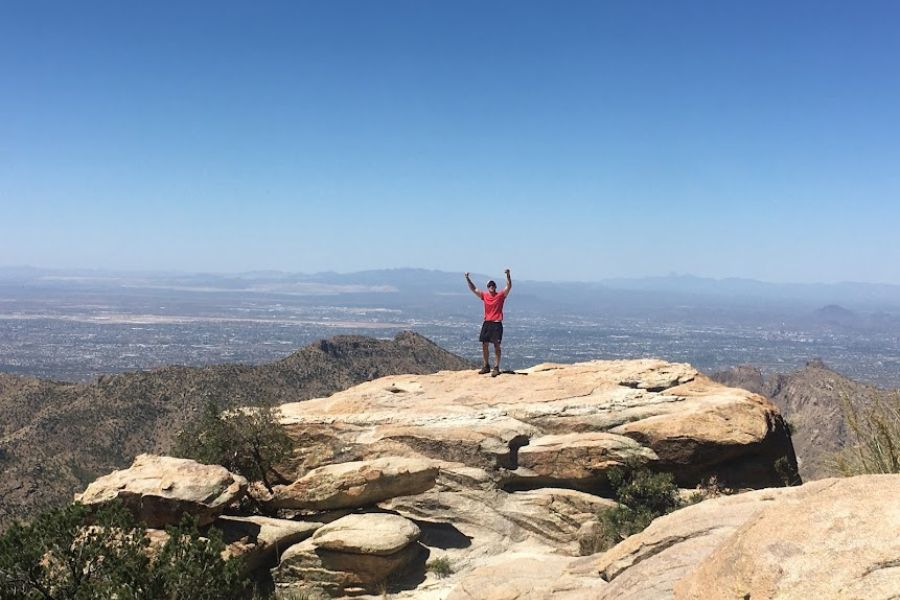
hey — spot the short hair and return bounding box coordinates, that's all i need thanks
[487,280,497,288]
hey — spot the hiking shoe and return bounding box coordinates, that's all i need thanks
[478,365,491,375]
[491,368,501,377]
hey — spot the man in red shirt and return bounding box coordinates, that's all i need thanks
[465,269,512,377]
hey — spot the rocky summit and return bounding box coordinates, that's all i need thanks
[277,359,799,491]
[68,358,900,598]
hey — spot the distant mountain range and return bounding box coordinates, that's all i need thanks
[0,332,471,528]
[5,267,900,312]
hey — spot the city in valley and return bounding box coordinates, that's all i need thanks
[3,268,899,387]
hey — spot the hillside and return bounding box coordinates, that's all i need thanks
[0,331,471,528]
[711,359,893,480]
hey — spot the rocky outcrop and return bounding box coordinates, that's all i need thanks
[74,454,246,527]
[674,475,900,600]
[595,475,900,600]
[69,358,819,599]
[278,359,799,490]
[271,457,438,511]
[273,513,424,597]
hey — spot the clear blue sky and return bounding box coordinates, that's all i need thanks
[2,1,898,283]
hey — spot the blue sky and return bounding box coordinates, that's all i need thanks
[1,1,898,282]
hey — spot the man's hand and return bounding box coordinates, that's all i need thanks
[465,272,470,278]
[504,269,510,276]
[503,269,512,295]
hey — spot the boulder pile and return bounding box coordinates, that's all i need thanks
[71,359,900,598]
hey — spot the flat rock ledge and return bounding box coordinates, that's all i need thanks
[271,457,438,511]
[75,454,247,527]
[278,359,799,490]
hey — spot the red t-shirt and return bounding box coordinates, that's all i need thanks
[482,290,507,321]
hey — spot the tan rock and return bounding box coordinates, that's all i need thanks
[595,486,795,600]
[311,513,420,555]
[674,475,900,600]
[75,454,246,527]
[273,536,423,596]
[446,552,607,600]
[218,515,321,571]
[271,456,438,510]
[513,432,657,485]
[278,359,798,490]
[594,475,900,600]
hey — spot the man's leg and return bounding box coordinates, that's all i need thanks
[492,343,502,376]
[480,342,491,373]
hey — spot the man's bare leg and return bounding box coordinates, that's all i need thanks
[480,343,491,373]
[492,343,502,376]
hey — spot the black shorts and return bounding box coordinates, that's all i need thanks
[479,321,503,344]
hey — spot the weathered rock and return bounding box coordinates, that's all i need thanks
[278,359,798,490]
[382,466,617,557]
[75,454,246,527]
[273,536,423,597]
[218,515,321,571]
[310,513,420,555]
[674,474,900,600]
[446,551,607,600]
[511,432,657,489]
[271,457,438,510]
[611,380,799,488]
[594,475,900,600]
[595,486,795,600]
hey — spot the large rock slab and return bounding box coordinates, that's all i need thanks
[311,513,420,555]
[674,474,900,599]
[218,515,321,571]
[594,475,900,600]
[272,457,438,510]
[277,359,798,490]
[75,454,246,527]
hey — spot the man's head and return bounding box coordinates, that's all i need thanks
[487,280,497,294]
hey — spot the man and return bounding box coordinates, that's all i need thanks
[465,269,511,377]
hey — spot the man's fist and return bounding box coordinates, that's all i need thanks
[504,269,511,275]
[464,272,470,278]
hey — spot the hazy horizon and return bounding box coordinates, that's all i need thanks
[6,263,900,288]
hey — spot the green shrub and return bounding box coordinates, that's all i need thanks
[426,556,453,578]
[834,392,900,475]
[0,502,248,600]
[173,399,293,491]
[591,463,682,552]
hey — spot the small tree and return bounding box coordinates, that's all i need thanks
[173,399,293,491]
[0,502,248,600]
[587,462,682,553]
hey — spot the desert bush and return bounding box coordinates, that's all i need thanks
[590,463,682,552]
[174,399,293,491]
[834,392,900,475]
[426,556,453,578]
[0,502,248,600]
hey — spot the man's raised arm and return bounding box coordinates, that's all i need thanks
[465,272,482,299]
[503,269,512,295]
